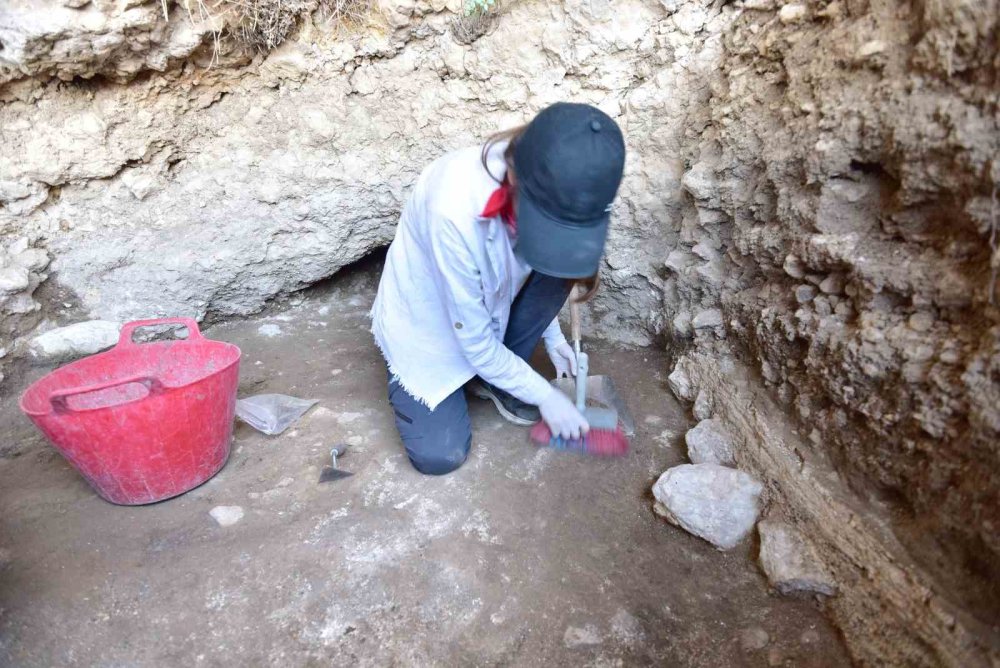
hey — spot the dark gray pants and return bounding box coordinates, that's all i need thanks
[387,272,572,475]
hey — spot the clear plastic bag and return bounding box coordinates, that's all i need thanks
[235,394,318,435]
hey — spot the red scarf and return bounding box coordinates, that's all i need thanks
[480,178,516,234]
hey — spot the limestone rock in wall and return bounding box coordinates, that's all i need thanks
[685,418,734,466]
[757,519,837,597]
[667,358,695,401]
[693,390,712,420]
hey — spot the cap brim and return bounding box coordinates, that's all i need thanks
[514,193,609,279]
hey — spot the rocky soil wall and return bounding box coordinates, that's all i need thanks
[1,0,997,664]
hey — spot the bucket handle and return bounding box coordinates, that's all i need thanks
[49,376,165,414]
[117,317,204,349]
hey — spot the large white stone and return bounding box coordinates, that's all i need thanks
[652,464,763,550]
[27,321,121,364]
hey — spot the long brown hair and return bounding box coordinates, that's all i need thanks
[480,125,601,303]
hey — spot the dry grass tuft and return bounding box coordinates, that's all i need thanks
[173,0,371,57]
[450,10,498,45]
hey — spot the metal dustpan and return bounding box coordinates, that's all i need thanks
[552,375,635,437]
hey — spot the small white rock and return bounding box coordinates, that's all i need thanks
[692,308,723,329]
[667,362,696,402]
[778,3,807,23]
[908,312,934,332]
[685,419,735,466]
[856,40,886,59]
[563,624,602,647]
[795,284,817,303]
[740,626,770,651]
[672,310,693,338]
[782,254,805,279]
[693,390,713,420]
[257,323,282,337]
[0,264,30,294]
[209,505,245,527]
[14,248,50,272]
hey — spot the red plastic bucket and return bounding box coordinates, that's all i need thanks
[19,318,241,505]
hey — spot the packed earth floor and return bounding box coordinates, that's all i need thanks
[0,259,850,666]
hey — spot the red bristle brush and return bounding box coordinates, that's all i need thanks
[529,287,629,457]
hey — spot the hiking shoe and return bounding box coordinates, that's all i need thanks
[468,380,541,426]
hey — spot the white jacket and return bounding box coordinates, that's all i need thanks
[370,141,567,410]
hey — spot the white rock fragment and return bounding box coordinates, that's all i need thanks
[681,161,718,202]
[652,464,763,550]
[257,323,282,337]
[908,312,934,332]
[0,264,30,294]
[693,390,713,420]
[563,624,603,647]
[819,274,843,295]
[667,361,695,401]
[757,520,837,596]
[664,249,694,273]
[609,608,644,645]
[795,284,817,303]
[672,310,693,338]
[778,3,807,23]
[14,248,50,272]
[692,308,723,329]
[209,505,245,527]
[856,40,886,60]
[685,419,735,466]
[28,321,120,364]
[782,254,805,279]
[740,626,770,651]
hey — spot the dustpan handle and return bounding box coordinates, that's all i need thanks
[49,376,165,414]
[117,317,204,349]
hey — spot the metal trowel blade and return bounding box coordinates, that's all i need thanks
[318,466,354,483]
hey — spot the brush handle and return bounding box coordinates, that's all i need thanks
[570,284,582,347]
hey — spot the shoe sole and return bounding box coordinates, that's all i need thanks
[469,382,537,426]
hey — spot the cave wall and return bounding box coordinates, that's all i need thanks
[2,0,998,664]
[1,0,710,349]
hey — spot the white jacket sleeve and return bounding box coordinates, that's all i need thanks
[428,214,554,406]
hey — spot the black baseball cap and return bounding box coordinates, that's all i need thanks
[512,102,626,279]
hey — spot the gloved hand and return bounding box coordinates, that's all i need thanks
[538,388,590,440]
[547,342,578,378]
